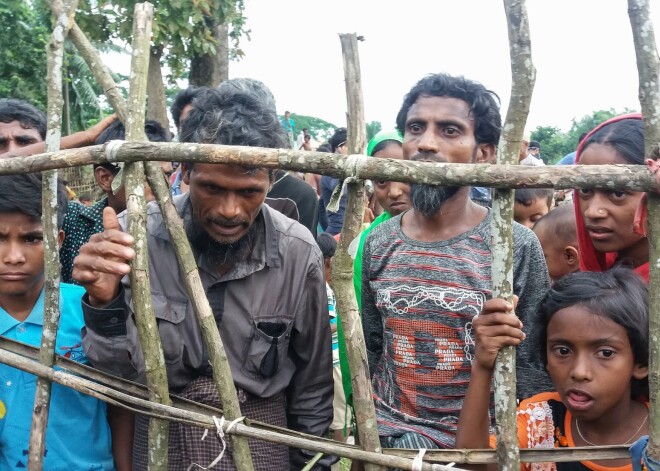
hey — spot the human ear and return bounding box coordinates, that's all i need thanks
[182,163,191,185]
[95,167,114,193]
[633,363,648,381]
[564,246,579,268]
[475,143,496,163]
[57,229,65,248]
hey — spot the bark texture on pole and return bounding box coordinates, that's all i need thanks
[336,33,384,471]
[143,163,255,471]
[0,144,657,190]
[146,46,170,129]
[628,0,660,460]
[28,0,78,468]
[493,1,535,470]
[124,4,172,470]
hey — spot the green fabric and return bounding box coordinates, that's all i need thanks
[366,130,403,157]
[337,211,392,408]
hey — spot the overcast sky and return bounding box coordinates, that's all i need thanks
[224,0,660,132]
[105,0,660,133]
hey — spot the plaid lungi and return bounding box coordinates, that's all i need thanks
[133,376,289,470]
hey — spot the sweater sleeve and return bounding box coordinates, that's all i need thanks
[512,224,554,399]
[360,230,383,377]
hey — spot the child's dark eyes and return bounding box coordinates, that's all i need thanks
[552,346,571,356]
[597,348,616,358]
[25,236,43,244]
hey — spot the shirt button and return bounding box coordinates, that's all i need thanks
[109,317,118,324]
[16,325,26,334]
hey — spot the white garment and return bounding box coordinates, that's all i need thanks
[520,154,545,166]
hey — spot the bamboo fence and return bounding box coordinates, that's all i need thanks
[8,0,660,470]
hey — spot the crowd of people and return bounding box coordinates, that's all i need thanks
[0,70,654,471]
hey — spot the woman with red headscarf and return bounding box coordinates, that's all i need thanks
[574,114,649,281]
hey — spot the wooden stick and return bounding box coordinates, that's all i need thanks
[492,1,535,470]
[123,4,172,469]
[336,33,384,471]
[0,347,634,467]
[143,163,255,470]
[628,0,660,459]
[1,143,656,191]
[28,0,78,468]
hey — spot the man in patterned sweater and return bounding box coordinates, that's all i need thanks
[361,73,553,450]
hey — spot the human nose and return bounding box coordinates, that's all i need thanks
[2,241,26,266]
[388,182,405,200]
[417,129,439,154]
[570,353,593,382]
[583,192,609,220]
[217,193,241,219]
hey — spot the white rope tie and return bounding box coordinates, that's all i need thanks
[187,415,245,470]
[105,139,127,195]
[326,154,370,213]
[412,448,427,471]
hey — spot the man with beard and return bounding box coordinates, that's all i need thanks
[360,73,552,450]
[73,85,334,470]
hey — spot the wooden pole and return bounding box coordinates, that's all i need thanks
[492,1,535,470]
[336,33,384,471]
[628,0,660,460]
[123,4,172,469]
[28,0,78,468]
[0,144,656,190]
[143,163,255,470]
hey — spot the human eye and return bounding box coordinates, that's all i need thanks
[407,122,424,134]
[375,180,388,188]
[25,235,43,244]
[577,188,593,198]
[596,348,616,359]
[442,126,461,137]
[552,346,571,357]
[606,190,627,200]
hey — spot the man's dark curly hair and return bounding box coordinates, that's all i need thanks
[171,86,207,131]
[395,73,502,146]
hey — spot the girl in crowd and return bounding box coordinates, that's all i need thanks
[574,114,649,280]
[457,268,649,471]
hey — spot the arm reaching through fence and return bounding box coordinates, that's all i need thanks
[73,206,135,306]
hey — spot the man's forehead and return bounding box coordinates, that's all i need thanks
[407,95,473,121]
[0,120,41,136]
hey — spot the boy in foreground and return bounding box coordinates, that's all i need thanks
[0,173,119,469]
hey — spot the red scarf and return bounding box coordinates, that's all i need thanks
[573,113,649,282]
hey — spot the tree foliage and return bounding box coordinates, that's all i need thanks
[287,113,338,141]
[0,0,49,109]
[366,121,382,141]
[531,108,636,164]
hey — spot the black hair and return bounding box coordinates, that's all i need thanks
[533,203,577,246]
[514,188,553,208]
[396,74,502,146]
[78,192,93,203]
[528,140,541,149]
[0,173,68,228]
[581,118,644,165]
[316,232,337,259]
[317,143,332,153]
[536,268,649,398]
[94,119,172,173]
[329,128,347,152]
[171,86,207,130]
[371,139,402,157]
[0,98,47,140]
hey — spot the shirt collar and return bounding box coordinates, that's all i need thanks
[0,288,45,335]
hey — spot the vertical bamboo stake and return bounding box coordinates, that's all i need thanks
[628,0,660,460]
[67,17,254,469]
[143,164,255,470]
[28,0,78,468]
[492,1,535,470]
[123,3,172,469]
[335,33,384,471]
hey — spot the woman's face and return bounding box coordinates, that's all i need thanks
[372,143,411,217]
[578,143,647,265]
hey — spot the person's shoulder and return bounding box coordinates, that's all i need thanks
[264,204,316,247]
[512,221,540,247]
[275,172,317,198]
[364,213,401,247]
[59,282,86,300]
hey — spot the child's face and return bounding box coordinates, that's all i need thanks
[546,306,647,421]
[578,144,646,261]
[514,197,550,229]
[372,144,412,217]
[0,213,45,304]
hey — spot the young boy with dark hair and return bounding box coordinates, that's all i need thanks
[0,173,118,469]
[513,188,554,229]
[533,203,580,281]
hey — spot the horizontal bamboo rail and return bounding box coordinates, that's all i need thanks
[0,142,656,190]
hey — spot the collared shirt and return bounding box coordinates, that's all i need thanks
[60,197,108,284]
[0,284,114,470]
[81,194,333,438]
